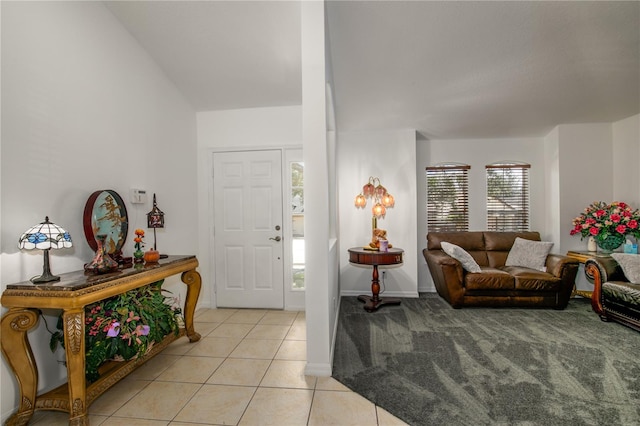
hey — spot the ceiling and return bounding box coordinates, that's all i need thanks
[106,1,639,139]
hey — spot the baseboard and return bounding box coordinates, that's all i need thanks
[285,304,305,311]
[303,298,340,378]
[2,409,16,426]
[196,301,212,310]
[305,362,332,377]
[328,296,342,376]
[340,290,419,298]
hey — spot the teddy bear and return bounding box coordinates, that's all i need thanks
[369,228,392,249]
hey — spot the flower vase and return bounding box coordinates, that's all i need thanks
[133,249,144,264]
[587,236,597,252]
[85,234,119,274]
[596,234,625,255]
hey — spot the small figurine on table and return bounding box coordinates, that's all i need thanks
[368,228,392,250]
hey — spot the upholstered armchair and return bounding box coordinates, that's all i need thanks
[585,254,640,332]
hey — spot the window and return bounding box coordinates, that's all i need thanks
[426,164,469,231]
[486,162,530,231]
[290,161,305,290]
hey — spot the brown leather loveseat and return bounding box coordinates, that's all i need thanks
[424,231,579,309]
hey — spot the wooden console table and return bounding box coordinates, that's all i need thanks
[566,250,612,299]
[1,255,202,426]
[348,247,403,312]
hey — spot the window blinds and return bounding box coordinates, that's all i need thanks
[486,163,530,231]
[426,165,470,232]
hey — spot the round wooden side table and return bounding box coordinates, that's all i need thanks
[348,247,404,312]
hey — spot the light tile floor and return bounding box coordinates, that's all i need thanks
[30,308,408,426]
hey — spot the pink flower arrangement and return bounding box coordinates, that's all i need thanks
[570,201,640,240]
[49,282,181,382]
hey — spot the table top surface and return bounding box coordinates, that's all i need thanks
[348,247,404,255]
[566,250,613,263]
[3,255,196,292]
[348,247,404,266]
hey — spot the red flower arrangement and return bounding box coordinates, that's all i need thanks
[570,201,640,242]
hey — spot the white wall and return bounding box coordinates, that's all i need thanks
[543,124,613,293]
[612,114,640,206]
[195,106,302,310]
[301,0,336,377]
[1,2,197,421]
[550,119,639,293]
[417,137,545,291]
[543,127,561,249]
[0,2,3,316]
[556,123,613,253]
[197,106,302,150]
[415,124,624,291]
[339,130,419,297]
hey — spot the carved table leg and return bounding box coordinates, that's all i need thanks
[181,269,202,342]
[585,262,604,315]
[357,265,401,312]
[62,308,89,426]
[1,308,40,426]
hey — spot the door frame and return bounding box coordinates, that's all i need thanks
[207,146,304,311]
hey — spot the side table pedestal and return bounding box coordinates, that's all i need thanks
[348,247,404,312]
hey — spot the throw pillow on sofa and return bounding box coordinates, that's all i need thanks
[611,253,640,282]
[505,237,553,272]
[441,242,482,273]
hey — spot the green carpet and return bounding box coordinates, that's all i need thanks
[332,294,640,426]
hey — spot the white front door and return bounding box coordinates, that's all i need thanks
[213,150,284,309]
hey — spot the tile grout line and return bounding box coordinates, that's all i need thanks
[216,309,290,425]
[35,309,332,425]
[168,310,264,426]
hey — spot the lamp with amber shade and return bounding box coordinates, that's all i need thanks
[354,177,395,248]
[351,178,402,312]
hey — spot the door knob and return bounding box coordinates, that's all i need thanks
[269,236,282,242]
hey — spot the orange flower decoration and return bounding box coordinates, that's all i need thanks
[133,229,145,251]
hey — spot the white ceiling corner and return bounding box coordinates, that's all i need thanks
[106,0,639,139]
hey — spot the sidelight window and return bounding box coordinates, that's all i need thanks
[291,161,305,290]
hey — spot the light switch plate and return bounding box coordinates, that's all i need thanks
[130,188,147,204]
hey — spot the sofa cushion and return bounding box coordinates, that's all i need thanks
[503,266,563,291]
[484,232,541,267]
[505,237,553,272]
[464,268,514,290]
[602,281,640,305]
[427,232,484,250]
[611,253,640,283]
[426,232,489,265]
[484,232,541,251]
[441,242,482,273]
